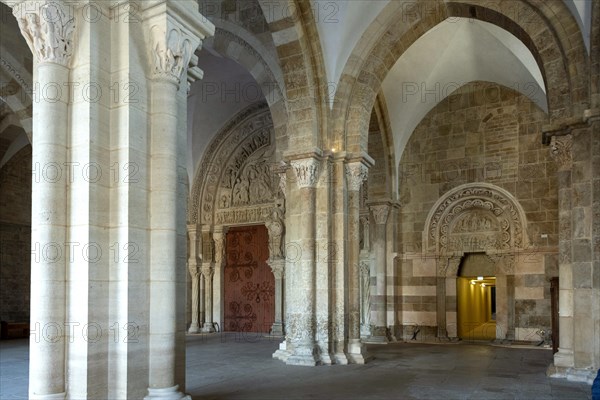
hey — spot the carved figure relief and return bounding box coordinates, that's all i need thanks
[190,104,283,227]
[14,1,75,66]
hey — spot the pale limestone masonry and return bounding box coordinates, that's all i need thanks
[0,1,598,397]
[3,0,214,398]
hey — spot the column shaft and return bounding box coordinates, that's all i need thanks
[29,62,69,400]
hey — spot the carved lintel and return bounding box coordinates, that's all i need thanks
[13,0,75,66]
[549,134,573,171]
[370,204,390,225]
[291,158,320,188]
[345,162,368,192]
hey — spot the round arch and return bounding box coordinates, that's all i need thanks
[331,0,589,157]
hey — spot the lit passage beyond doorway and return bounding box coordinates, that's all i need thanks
[457,276,497,340]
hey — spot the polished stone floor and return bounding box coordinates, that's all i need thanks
[0,334,593,399]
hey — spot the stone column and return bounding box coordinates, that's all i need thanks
[359,259,372,338]
[437,257,461,339]
[359,215,372,338]
[188,225,201,334]
[202,230,223,333]
[369,203,390,342]
[144,6,208,398]
[549,134,575,369]
[268,259,285,336]
[12,1,74,398]
[201,263,215,333]
[345,160,370,363]
[285,156,320,365]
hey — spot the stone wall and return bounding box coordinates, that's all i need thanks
[396,81,558,341]
[0,146,31,323]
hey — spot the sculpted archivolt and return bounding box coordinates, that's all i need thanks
[425,183,528,255]
[190,104,286,232]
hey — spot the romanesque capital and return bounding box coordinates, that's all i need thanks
[149,25,195,83]
[549,134,573,171]
[188,261,200,278]
[291,158,320,188]
[142,1,215,84]
[201,263,214,278]
[268,259,285,279]
[345,162,369,192]
[370,204,389,225]
[12,0,75,66]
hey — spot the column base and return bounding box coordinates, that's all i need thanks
[362,335,389,344]
[286,354,319,366]
[360,324,371,338]
[553,348,575,368]
[285,341,319,366]
[29,393,66,400]
[316,342,333,365]
[333,340,348,364]
[547,364,596,384]
[346,339,368,364]
[273,340,291,362]
[201,323,215,333]
[270,322,284,336]
[188,323,200,334]
[144,385,191,400]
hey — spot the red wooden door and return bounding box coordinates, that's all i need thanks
[224,225,274,333]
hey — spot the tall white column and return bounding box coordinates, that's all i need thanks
[143,4,210,398]
[11,1,74,398]
[188,225,201,334]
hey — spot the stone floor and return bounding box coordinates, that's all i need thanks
[0,334,593,399]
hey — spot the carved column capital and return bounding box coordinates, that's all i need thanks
[201,263,214,278]
[345,162,369,192]
[149,25,195,84]
[268,259,285,279]
[143,2,214,85]
[12,0,75,66]
[188,262,200,278]
[291,158,320,188]
[549,134,573,171]
[370,204,390,225]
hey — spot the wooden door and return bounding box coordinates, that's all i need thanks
[224,225,274,333]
